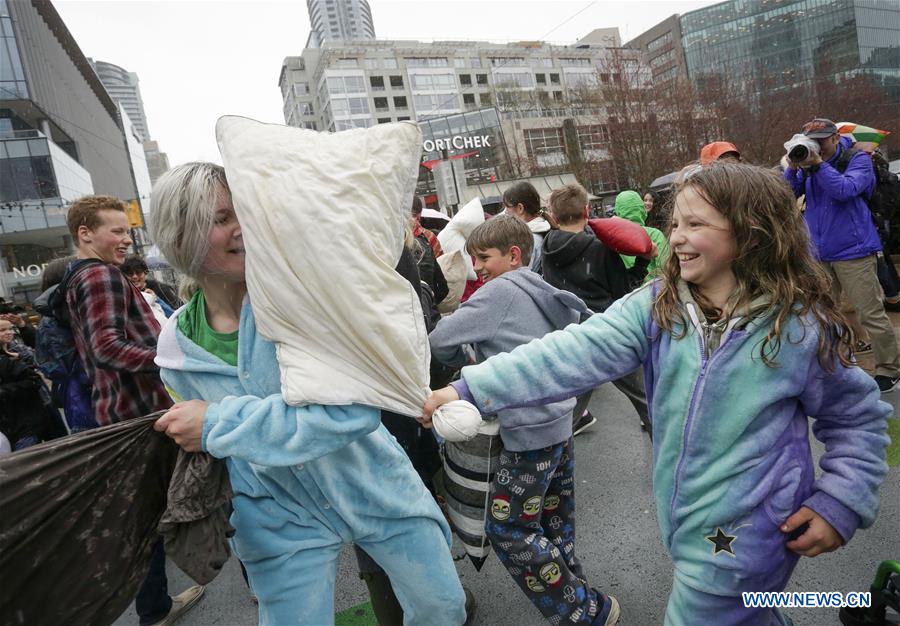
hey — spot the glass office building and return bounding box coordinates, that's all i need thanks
[0,0,140,302]
[680,0,900,96]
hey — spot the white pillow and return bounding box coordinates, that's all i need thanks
[437,197,485,281]
[435,249,467,315]
[431,400,499,442]
[216,116,429,415]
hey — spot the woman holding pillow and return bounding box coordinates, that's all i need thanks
[150,162,467,626]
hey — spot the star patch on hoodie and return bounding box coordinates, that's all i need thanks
[706,527,737,556]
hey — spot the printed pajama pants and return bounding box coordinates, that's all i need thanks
[485,438,613,626]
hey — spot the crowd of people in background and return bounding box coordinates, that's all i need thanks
[0,115,896,626]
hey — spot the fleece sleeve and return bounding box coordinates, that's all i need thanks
[428,283,515,368]
[201,395,381,466]
[461,286,653,414]
[798,353,890,542]
[811,153,875,202]
[783,167,806,198]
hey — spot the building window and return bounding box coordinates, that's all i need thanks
[655,66,678,82]
[647,31,673,53]
[329,97,369,116]
[463,93,476,105]
[492,71,535,89]
[489,57,526,67]
[293,83,309,96]
[410,73,457,91]
[553,91,564,101]
[327,75,366,94]
[550,73,560,84]
[374,97,389,110]
[564,71,597,89]
[397,116,410,121]
[393,96,408,109]
[298,103,314,116]
[413,93,460,112]
[364,58,378,69]
[389,75,404,88]
[476,74,488,85]
[384,58,398,69]
[649,49,675,69]
[377,117,392,124]
[576,124,609,151]
[535,73,546,84]
[470,58,482,68]
[405,57,450,67]
[370,75,385,90]
[558,58,591,67]
[335,58,359,68]
[524,127,566,168]
[454,58,466,68]
[533,57,553,68]
[348,97,369,115]
[479,92,492,105]
[459,74,472,86]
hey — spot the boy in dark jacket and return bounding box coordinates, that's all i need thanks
[542,184,651,436]
[429,214,620,626]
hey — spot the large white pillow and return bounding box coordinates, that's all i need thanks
[216,116,429,415]
[437,197,485,281]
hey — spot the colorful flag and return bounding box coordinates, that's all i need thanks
[836,122,890,153]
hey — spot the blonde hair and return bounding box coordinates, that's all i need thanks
[652,162,853,371]
[149,162,229,300]
[548,184,589,226]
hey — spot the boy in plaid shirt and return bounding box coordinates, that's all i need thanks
[63,195,203,626]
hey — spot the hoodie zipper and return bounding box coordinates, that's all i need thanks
[668,315,734,543]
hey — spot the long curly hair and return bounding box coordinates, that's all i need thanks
[651,162,854,371]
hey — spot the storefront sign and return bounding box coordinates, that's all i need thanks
[11,263,47,279]
[423,135,491,153]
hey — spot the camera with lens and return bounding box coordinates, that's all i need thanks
[784,134,820,164]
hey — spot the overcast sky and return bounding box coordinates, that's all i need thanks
[53,0,721,165]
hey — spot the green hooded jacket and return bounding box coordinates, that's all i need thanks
[614,190,669,282]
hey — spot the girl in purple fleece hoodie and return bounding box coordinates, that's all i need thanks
[424,163,891,626]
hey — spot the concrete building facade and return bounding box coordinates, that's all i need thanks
[91,59,151,142]
[624,15,688,86]
[142,139,170,185]
[0,0,141,302]
[306,0,375,47]
[278,31,648,202]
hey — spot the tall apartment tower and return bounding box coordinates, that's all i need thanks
[307,0,375,47]
[91,59,151,142]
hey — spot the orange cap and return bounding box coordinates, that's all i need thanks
[700,141,740,166]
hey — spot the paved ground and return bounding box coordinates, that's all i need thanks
[114,377,900,626]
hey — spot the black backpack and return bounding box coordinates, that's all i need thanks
[35,260,99,378]
[834,147,900,245]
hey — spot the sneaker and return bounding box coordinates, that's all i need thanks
[573,411,597,436]
[602,595,621,625]
[875,375,900,393]
[148,585,205,626]
[854,340,873,354]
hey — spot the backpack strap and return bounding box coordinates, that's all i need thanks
[48,259,106,325]
[833,144,860,174]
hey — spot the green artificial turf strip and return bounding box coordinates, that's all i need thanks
[886,418,900,468]
[335,601,377,626]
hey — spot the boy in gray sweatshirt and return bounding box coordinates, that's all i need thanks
[428,214,621,626]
